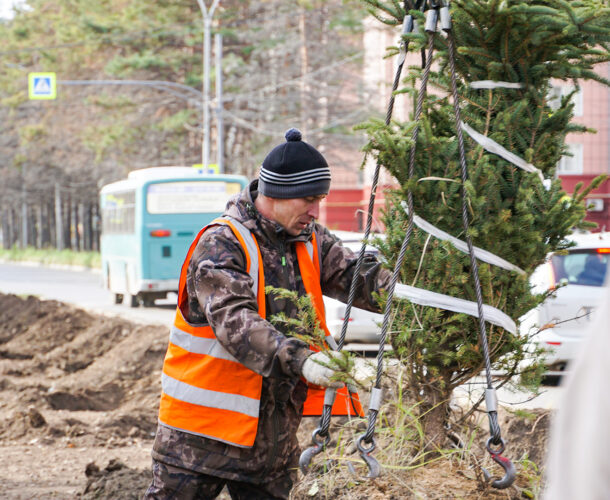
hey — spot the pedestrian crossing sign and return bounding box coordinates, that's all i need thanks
[28,72,57,100]
[192,163,219,174]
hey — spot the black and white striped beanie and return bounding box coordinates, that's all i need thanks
[258,128,331,199]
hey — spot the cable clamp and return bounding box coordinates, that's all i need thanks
[323,387,337,407]
[485,388,498,413]
[440,5,452,31]
[368,387,383,412]
[425,8,438,33]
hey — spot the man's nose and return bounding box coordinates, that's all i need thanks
[307,200,320,219]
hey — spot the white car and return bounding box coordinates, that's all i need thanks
[323,231,385,347]
[521,232,610,376]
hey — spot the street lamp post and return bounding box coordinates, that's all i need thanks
[215,32,224,174]
[196,0,220,171]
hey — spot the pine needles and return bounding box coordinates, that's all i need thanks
[265,286,366,389]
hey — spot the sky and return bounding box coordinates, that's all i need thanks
[0,0,25,20]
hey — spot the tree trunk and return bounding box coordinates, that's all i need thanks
[316,4,329,142]
[404,366,453,452]
[78,202,85,251]
[0,208,8,249]
[55,183,63,251]
[92,202,100,252]
[418,382,452,453]
[82,202,91,251]
[72,199,80,251]
[8,208,17,248]
[63,195,71,251]
[27,206,36,249]
[41,202,52,248]
[21,181,27,250]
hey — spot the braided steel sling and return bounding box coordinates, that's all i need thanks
[347,2,437,479]
[299,0,423,475]
[441,1,515,489]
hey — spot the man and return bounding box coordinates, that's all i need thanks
[145,128,391,499]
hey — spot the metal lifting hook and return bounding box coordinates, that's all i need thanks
[481,438,517,490]
[299,428,330,475]
[347,435,381,479]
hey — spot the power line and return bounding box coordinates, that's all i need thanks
[222,104,370,137]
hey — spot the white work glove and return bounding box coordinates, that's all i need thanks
[301,351,343,388]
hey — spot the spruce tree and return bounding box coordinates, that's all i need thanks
[360,0,610,445]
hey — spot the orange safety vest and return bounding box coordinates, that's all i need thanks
[159,217,363,448]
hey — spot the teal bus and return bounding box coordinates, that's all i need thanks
[100,167,249,307]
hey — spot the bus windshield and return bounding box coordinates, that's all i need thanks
[146,181,242,214]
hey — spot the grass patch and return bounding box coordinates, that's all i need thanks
[0,247,101,269]
[293,363,546,499]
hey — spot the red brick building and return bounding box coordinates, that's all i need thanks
[556,66,610,232]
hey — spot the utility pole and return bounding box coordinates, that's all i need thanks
[55,183,63,251]
[215,32,224,174]
[21,164,27,249]
[196,0,220,170]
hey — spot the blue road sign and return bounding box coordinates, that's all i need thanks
[28,72,57,100]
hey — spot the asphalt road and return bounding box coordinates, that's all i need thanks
[0,261,176,327]
[0,261,562,410]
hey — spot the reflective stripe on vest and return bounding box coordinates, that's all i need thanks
[159,218,362,448]
[161,372,259,417]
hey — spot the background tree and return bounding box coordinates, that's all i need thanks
[359,0,610,446]
[0,0,369,250]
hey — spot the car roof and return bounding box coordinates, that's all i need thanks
[565,231,610,250]
[332,230,383,253]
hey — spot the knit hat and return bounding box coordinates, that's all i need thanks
[258,128,331,199]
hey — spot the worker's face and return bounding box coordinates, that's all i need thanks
[273,195,326,236]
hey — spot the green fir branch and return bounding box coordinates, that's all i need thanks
[265,286,367,389]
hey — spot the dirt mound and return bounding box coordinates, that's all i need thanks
[502,409,551,466]
[0,293,549,498]
[0,293,166,498]
[82,459,151,500]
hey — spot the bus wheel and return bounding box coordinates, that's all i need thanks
[114,293,123,304]
[124,293,139,308]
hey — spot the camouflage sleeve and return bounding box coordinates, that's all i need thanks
[316,225,392,312]
[186,224,311,379]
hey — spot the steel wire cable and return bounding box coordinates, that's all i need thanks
[337,42,412,353]
[445,29,502,444]
[309,34,412,446]
[362,32,436,444]
[319,403,332,436]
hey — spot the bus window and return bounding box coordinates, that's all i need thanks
[146,181,243,214]
[101,190,135,234]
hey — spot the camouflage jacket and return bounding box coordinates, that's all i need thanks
[152,180,391,485]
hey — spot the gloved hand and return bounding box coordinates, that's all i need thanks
[301,351,343,388]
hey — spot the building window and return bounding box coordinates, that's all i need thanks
[558,143,584,175]
[548,84,584,117]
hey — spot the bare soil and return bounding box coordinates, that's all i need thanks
[0,293,549,499]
